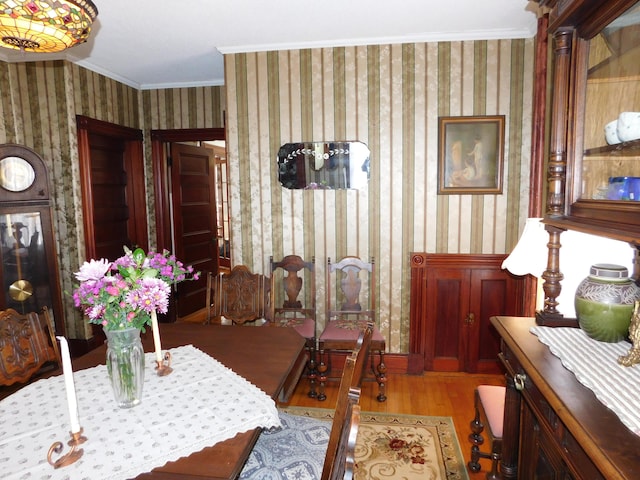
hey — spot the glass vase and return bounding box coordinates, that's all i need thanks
[105,327,145,408]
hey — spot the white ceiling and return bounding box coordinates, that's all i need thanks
[0,0,539,90]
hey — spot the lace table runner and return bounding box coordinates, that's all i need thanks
[0,345,281,480]
[531,326,640,435]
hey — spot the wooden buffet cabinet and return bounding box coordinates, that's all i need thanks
[492,316,640,480]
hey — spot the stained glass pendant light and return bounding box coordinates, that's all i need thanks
[0,0,98,53]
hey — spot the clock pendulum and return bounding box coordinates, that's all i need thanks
[7,221,33,305]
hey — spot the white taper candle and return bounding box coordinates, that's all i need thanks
[57,336,81,434]
[151,310,163,363]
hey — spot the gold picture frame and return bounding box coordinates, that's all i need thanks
[438,115,505,194]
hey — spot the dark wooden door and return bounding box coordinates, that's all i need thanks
[424,267,470,371]
[467,268,523,373]
[170,143,219,318]
[410,253,525,374]
[87,133,132,259]
[77,116,147,261]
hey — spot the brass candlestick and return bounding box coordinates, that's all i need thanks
[156,351,173,376]
[47,428,87,468]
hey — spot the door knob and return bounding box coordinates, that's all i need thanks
[464,313,475,325]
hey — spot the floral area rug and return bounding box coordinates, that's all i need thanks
[240,406,469,480]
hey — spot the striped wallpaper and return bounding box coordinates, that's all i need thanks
[0,37,534,352]
[0,61,142,338]
[225,40,534,353]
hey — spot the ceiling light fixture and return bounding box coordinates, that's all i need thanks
[0,0,98,53]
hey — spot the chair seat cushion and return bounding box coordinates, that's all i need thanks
[290,317,315,340]
[319,320,385,342]
[478,385,505,438]
[239,411,331,479]
[270,317,315,340]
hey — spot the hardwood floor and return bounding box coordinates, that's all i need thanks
[280,371,506,479]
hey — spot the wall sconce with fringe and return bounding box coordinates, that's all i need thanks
[0,0,98,53]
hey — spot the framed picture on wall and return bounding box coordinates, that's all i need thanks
[437,115,505,194]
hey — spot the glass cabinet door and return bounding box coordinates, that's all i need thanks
[581,3,640,202]
[0,209,54,314]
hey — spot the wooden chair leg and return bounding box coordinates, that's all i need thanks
[307,345,318,398]
[317,348,328,401]
[468,386,504,479]
[468,402,484,472]
[374,350,387,402]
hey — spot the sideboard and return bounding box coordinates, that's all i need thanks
[491,316,640,479]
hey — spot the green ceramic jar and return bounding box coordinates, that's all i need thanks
[575,264,640,343]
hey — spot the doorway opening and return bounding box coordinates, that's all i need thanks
[151,128,227,322]
[203,141,231,272]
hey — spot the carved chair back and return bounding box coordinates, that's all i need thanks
[206,265,270,325]
[0,307,60,391]
[269,255,316,330]
[326,256,376,326]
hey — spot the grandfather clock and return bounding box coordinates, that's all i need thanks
[0,144,65,335]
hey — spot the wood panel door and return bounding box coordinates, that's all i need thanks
[467,268,521,373]
[77,116,147,260]
[424,267,470,372]
[410,253,526,374]
[170,143,219,318]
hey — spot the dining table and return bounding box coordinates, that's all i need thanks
[1,323,307,480]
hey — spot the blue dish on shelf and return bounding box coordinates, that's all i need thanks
[607,176,640,201]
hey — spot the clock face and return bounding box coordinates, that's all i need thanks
[0,156,36,192]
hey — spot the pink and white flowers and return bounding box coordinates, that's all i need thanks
[73,247,199,331]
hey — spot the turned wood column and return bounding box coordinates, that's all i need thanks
[538,28,573,325]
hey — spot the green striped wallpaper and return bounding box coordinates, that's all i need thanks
[0,37,533,351]
[0,60,226,338]
[224,39,534,353]
[0,61,142,338]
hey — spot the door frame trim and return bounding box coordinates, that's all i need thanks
[150,128,225,252]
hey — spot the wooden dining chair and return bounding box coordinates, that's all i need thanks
[317,256,387,402]
[468,384,506,480]
[0,307,61,399]
[205,265,270,325]
[269,255,318,397]
[239,326,372,480]
[320,323,372,480]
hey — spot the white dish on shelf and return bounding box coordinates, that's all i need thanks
[616,112,640,142]
[605,120,620,144]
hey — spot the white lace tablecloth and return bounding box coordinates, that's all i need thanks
[531,326,640,435]
[0,345,281,480]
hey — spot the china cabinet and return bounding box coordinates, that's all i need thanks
[537,0,640,325]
